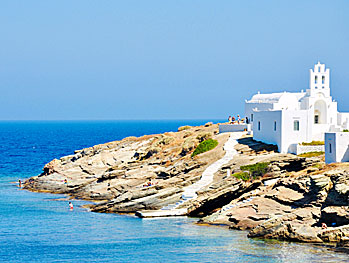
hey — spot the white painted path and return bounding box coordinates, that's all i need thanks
[160,132,245,211]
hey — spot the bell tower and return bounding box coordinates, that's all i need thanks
[309,62,330,97]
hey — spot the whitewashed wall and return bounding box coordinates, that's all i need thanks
[253,110,282,152]
[253,110,312,154]
[219,124,251,133]
[325,132,349,164]
[296,145,325,155]
[280,110,310,154]
[338,112,349,129]
[244,102,273,124]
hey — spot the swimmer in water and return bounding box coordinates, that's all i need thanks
[18,179,22,188]
[69,202,73,210]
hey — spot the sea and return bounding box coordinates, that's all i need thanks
[0,120,347,263]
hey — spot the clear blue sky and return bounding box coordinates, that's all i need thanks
[1,0,348,120]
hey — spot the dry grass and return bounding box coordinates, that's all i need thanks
[300,141,324,146]
[298,151,324,158]
[178,125,192,131]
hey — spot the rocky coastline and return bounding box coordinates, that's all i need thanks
[23,123,349,252]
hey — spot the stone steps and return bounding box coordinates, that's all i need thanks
[136,132,245,217]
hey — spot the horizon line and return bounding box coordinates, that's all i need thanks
[0,118,226,122]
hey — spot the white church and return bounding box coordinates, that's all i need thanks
[245,62,349,154]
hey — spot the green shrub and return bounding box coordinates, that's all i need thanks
[301,141,324,146]
[240,162,270,179]
[298,151,324,158]
[191,139,218,157]
[343,129,349,132]
[232,172,250,181]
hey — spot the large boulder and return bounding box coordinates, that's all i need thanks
[335,238,349,253]
[318,225,349,243]
[247,206,322,242]
[326,172,349,206]
[265,186,304,205]
[42,159,60,175]
[287,224,323,243]
[180,137,198,156]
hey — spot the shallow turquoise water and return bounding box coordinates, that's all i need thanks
[0,121,347,262]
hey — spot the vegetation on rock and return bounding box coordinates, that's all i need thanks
[191,139,218,157]
[240,162,270,179]
[232,171,250,181]
[300,141,325,146]
[153,135,174,146]
[183,131,192,138]
[196,132,212,142]
[141,146,160,160]
[178,125,191,131]
[298,151,324,158]
[181,137,198,156]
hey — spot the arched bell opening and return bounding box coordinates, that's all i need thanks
[314,100,327,124]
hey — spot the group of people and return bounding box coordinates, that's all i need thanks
[228,115,249,124]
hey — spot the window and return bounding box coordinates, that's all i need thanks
[258,121,261,131]
[274,121,277,131]
[318,66,321,72]
[251,114,253,122]
[329,143,332,153]
[315,76,318,84]
[315,115,319,124]
[322,76,325,84]
[294,120,299,131]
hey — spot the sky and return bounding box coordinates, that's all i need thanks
[0,0,349,120]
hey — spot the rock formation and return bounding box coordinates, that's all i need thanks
[23,123,349,249]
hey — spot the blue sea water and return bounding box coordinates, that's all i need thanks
[0,120,347,263]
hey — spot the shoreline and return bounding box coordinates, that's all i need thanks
[22,123,349,252]
[17,179,349,255]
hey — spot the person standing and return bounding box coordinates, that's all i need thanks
[69,202,73,210]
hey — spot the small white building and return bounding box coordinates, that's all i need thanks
[245,62,349,153]
[325,132,349,164]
